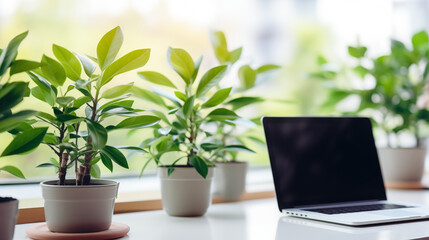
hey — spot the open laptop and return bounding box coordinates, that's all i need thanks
[262,116,429,226]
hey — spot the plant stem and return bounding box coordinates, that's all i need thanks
[57,122,67,185]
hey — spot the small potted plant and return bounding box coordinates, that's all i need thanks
[134,46,240,216]
[0,31,44,240]
[26,26,159,233]
[313,30,429,185]
[209,31,280,200]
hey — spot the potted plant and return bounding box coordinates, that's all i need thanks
[0,31,44,240]
[313,30,429,185]
[134,46,241,216]
[209,31,280,200]
[26,26,159,233]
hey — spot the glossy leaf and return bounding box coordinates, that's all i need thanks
[76,53,97,77]
[85,119,108,150]
[0,82,27,114]
[167,47,194,85]
[10,60,40,76]
[207,108,238,121]
[190,155,208,178]
[101,49,150,86]
[202,88,232,108]
[56,96,75,107]
[196,65,227,97]
[223,145,255,153]
[53,44,82,81]
[183,95,195,119]
[348,46,367,58]
[412,30,429,52]
[210,31,229,64]
[100,152,113,172]
[101,84,134,99]
[229,47,242,64]
[0,110,37,133]
[132,86,166,107]
[0,31,28,77]
[115,115,160,129]
[91,164,101,178]
[97,26,123,70]
[0,166,25,179]
[1,127,48,157]
[174,91,187,102]
[226,96,264,110]
[27,72,56,106]
[138,71,176,88]
[101,145,128,169]
[41,55,67,87]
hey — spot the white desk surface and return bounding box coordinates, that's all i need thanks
[14,189,429,240]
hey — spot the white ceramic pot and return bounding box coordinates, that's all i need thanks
[214,161,248,201]
[41,179,119,233]
[158,167,214,217]
[377,148,426,183]
[0,197,18,240]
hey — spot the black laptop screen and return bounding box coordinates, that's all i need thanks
[263,117,386,210]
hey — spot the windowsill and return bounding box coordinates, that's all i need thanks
[0,167,275,224]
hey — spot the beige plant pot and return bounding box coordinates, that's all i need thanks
[377,148,426,183]
[41,179,119,233]
[158,167,214,217]
[0,197,18,240]
[214,161,248,201]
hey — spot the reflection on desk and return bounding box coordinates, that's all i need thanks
[14,189,429,240]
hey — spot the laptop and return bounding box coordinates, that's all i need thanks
[262,116,429,226]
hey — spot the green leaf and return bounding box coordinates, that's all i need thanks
[52,44,82,81]
[0,81,27,114]
[167,47,195,85]
[101,83,134,99]
[183,95,195,119]
[0,31,28,77]
[138,71,176,88]
[43,133,59,145]
[0,166,25,179]
[75,53,97,77]
[101,49,150,86]
[28,72,56,106]
[238,65,256,89]
[101,145,128,169]
[91,164,101,178]
[56,96,75,107]
[226,96,264,110]
[412,30,429,52]
[73,96,92,108]
[229,47,242,64]
[223,144,255,153]
[0,110,38,132]
[100,152,113,172]
[207,108,238,121]
[210,31,229,64]
[41,55,67,87]
[256,64,281,74]
[200,143,220,151]
[115,115,160,129]
[36,163,58,168]
[190,155,208,178]
[10,60,40,76]
[202,87,232,108]
[196,65,228,97]
[85,119,108,150]
[97,26,123,70]
[348,46,367,58]
[131,86,166,107]
[174,91,187,102]
[1,127,48,156]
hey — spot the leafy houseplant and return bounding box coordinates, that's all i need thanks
[0,31,44,240]
[209,31,280,200]
[313,30,429,184]
[135,47,240,216]
[27,26,159,233]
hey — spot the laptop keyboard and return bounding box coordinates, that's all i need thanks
[305,203,410,215]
